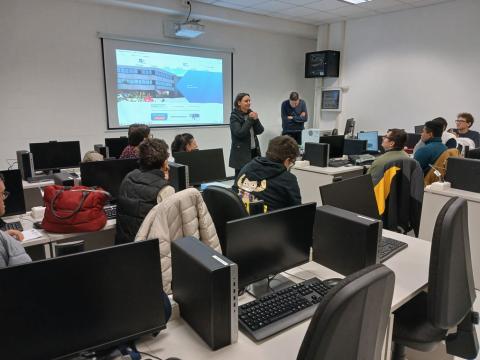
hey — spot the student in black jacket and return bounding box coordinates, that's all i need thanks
[115,138,170,245]
[233,135,301,212]
[229,92,264,176]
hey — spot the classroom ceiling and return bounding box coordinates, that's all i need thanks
[193,0,455,25]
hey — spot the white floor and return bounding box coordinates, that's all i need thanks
[406,290,479,360]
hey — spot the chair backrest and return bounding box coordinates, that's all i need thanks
[53,240,85,257]
[424,148,459,186]
[297,264,395,360]
[202,186,248,251]
[428,196,476,329]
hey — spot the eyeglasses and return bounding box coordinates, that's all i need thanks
[1,191,9,200]
[455,119,467,123]
[382,135,394,141]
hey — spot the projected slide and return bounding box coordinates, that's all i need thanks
[115,49,224,127]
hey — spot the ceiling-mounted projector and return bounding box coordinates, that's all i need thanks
[175,21,205,38]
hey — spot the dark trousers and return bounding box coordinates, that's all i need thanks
[234,149,258,178]
[283,131,302,145]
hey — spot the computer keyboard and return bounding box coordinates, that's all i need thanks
[238,277,333,341]
[0,221,24,232]
[103,205,117,220]
[328,159,350,167]
[378,236,408,262]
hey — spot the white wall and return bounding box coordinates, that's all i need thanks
[0,0,316,173]
[340,0,480,134]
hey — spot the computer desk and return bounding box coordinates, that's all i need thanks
[138,230,430,360]
[291,164,364,204]
[13,212,115,259]
[419,185,480,290]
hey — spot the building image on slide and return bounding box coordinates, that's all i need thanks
[116,65,182,101]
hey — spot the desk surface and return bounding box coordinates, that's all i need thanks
[138,230,431,360]
[292,164,364,175]
[425,185,480,203]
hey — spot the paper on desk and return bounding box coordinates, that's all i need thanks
[22,229,43,241]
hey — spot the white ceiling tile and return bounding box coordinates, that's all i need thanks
[220,0,269,6]
[212,1,245,10]
[373,2,414,12]
[305,0,348,11]
[249,1,296,12]
[357,0,404,10]
[279,0,320,5]
[277,6,317,16]
[329,5,377,16]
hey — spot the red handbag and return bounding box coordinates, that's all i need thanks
[42,185,110,233]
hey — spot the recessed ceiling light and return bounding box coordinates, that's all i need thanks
[340,0,372,4]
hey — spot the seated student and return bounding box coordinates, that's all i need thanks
[115,138,172,245]
[119,124,151,159]
[413,117,457,153]
[233,135,301,212]
[368,129,409,180]
[451,112,480,148]
[0,174,31,268]
[171,133,199,153]
[414,120,447,174]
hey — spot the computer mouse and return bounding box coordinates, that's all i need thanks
[33,221,43,229]
[324,278,342,288]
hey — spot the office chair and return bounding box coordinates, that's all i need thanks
[392,197,479,359]
[297,264,395,360]
[53,240,85,257]
[202,186,248,252]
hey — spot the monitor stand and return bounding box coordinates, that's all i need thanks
[246,274,296,299]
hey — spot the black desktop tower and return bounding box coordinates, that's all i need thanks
[313,205,381,275]
[171,237,238,350]
[303,143,329,167]
[305,50,340,78]
[16,150,34,180]
[168,162,188,192]
[94,144,109,159]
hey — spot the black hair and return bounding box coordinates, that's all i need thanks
[386,128,407,149]
[171,133,194,153]
[289,92,299,101]
[128,125,150,146]
[431,117,448,131]
[424,120,444,138]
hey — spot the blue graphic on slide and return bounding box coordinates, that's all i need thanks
[176,71,223,103]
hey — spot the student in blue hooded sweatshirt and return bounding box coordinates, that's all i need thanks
[233,135,301,212]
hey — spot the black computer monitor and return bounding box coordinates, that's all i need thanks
[29,141,81,171]
[105,137,129,159]
[313,205,380,276]
[80,158,139,199]
[357,131,379,153]
[445,157,480,193]
[0,239,166,360]
[319,135,345,158]
[0,169,26,216]
[405,133,421,149]
[466,148,480,160]
[319,174,379,219]
[343,139,367,155]
[224,202,316,289]
[414,125,424,134]
[173,149,226,186]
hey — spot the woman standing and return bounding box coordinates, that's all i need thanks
[229,93,264,176]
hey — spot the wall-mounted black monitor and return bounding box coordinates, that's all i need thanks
[305,50,340,78]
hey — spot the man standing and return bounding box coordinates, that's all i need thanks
[451,112,479,148]
[0,174,31,268]
[281,92,308,145]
